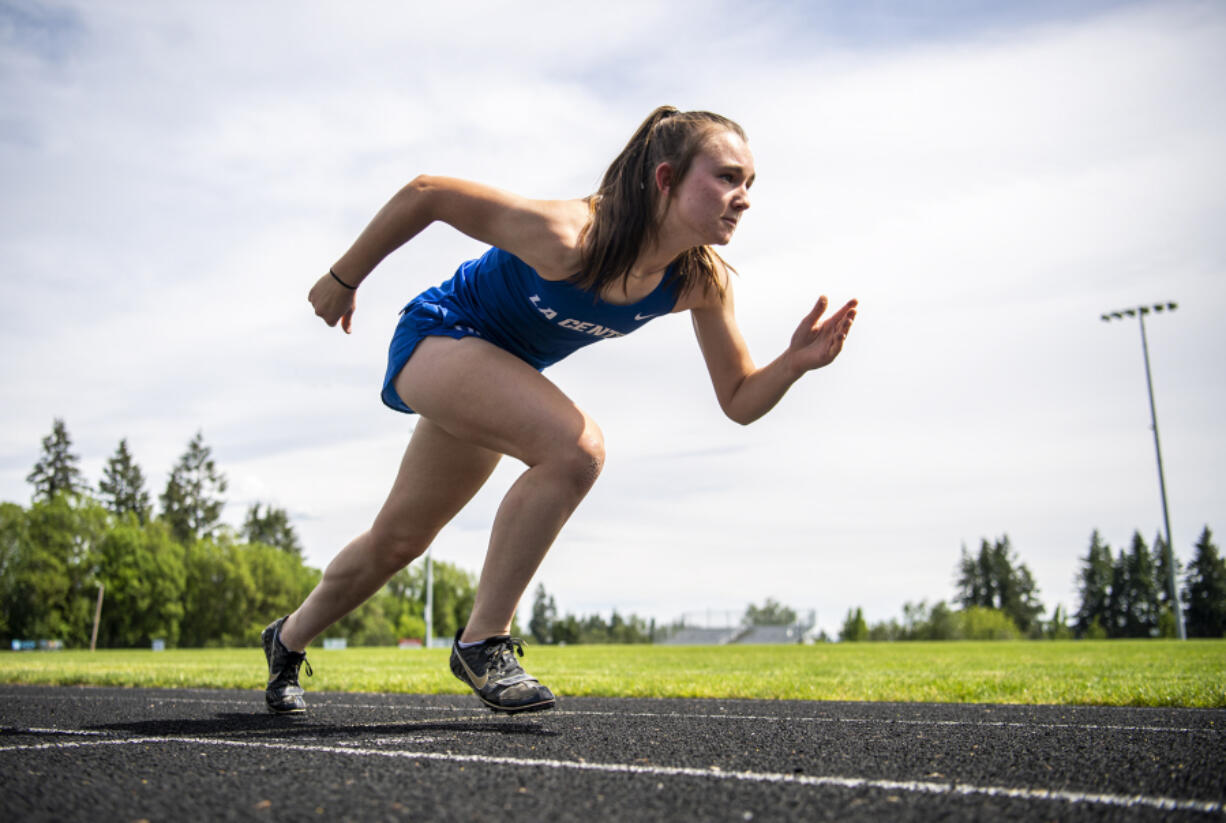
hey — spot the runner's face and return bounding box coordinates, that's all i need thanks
[669,129,755,246]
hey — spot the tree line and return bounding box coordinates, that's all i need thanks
[6,420,1224,648]
[840,529,1225,641]
[1,419,484,648]
[528,583,657,644]
[527,586,805,645]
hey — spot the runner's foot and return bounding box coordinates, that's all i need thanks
[261,616,312,714]
[449,629,556,714]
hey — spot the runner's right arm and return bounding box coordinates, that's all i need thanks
[309,176,584,333]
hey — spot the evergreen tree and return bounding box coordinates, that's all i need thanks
[954,535,1043,634]
[529,583,556,644]
[98,438,152,523]
[159,431,228,544]
[1153,532,1182,638]
[956,541,989,609]
[1153,532,1181,608]
[1183,526,1226,638]
[1122,531,1160,637]
[1075,530,1113,637]
[26,418,84,503]
[839,607,868,642]
[1106,550,1128,637]
[1002,557,1044,637]
[242,503,302,556]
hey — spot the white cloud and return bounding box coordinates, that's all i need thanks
[2,0,1222,637]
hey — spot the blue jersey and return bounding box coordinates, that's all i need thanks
[382,247,681,413]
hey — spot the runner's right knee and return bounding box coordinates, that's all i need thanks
[545,426,605,495]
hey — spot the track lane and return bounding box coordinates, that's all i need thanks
[1,685,1222,821]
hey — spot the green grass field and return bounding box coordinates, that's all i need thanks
[2,640,1223,707]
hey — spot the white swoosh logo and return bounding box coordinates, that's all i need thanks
[634,313,657,321]
[457,653,488,688]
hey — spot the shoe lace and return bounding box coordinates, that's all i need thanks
[283,648,313,679]
[485,636,526,676]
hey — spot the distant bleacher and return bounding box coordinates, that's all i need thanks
[659,610,818,645]
[735,625,803,644]
[658,626,742,646]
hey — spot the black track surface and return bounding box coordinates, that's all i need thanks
[1,685,1222,821]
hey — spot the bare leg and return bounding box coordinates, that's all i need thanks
[394,336,606,643]
[278,418,500,651]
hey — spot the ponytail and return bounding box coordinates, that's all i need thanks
[575,106,746,302]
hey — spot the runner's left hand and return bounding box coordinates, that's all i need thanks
[786,296,857,374]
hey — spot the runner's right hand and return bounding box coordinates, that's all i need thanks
[308,272,357,334]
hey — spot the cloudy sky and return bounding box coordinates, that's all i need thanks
[2,0,1223,637]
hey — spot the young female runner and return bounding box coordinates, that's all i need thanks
[262,106,858,714]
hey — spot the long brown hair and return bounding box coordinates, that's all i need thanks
[575,106,746,301]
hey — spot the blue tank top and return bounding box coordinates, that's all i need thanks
[406,247,681,370]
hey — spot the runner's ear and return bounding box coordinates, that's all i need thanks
[654,162,674,195]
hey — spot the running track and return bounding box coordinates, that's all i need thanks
[1,685,1222,821]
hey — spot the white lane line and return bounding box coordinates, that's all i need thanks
[3,690,1221,735]
[9,727,112,737]
[560,709,1225,735]
[0,734,1220,815]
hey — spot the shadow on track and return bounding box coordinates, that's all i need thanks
[86,714,560,740]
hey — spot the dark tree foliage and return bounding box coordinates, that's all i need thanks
[525,582,654,644]
[529,583,557,645]
[955,542,988,609]
[1077,529,1192,638]
[27,419,85,503]
[1105,549,1129,636]
[1183,526,1226,638]
[160,431,228,545]
[177,536,319,647]
[242,503,303,556]
[94,518,185,646]
[1075,530,1114,637]
[1153,532,1181,609]
[98,438,152,523]
[2,495,108,646]
[1120,532,1160,637]
[955,535,1044,636]
[0,502,27,639]
[839,606,868,642]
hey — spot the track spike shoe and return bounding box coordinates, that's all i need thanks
[449,629,555,714]
[261,616,312,714]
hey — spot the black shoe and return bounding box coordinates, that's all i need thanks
[261,616,312,714]
[449,629,556,714]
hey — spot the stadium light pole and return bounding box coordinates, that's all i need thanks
[424,546,434,648]
[1100,301,1185,640]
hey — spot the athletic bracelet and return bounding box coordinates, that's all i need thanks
[329,268,357,290]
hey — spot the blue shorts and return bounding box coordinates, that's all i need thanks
[380,299,486,414]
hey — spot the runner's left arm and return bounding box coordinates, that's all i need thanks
[691,282,857,424]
